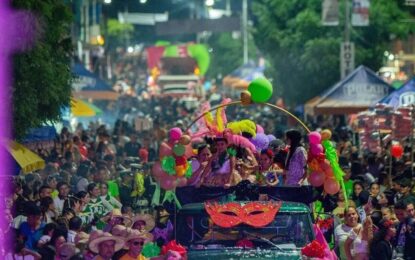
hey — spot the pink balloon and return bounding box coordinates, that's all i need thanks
[152,162,165,178]
[324,178,340,195]
[160,175,177,190]
[308,171,325,187]
[256,124,264,134]
[184,144,194,158]
[308,131,321,145]
[310,144,323,155]
[176,177,187,187]
[159,142,172,158]
[169,127,183,142]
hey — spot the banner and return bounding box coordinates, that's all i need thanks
[340,42,355,79]
[352,0,370,26]
[322,0,339,26]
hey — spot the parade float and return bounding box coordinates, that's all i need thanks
[149,77,343,259]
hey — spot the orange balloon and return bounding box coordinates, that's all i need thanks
[179,135,191,145]
[321,129,332,141]
[175,165,186,177]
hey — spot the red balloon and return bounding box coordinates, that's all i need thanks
[176,177,187,187]
[391,144,404,158]
[308,171,325,187]
[175,156,187,166]
[324,178,340,195]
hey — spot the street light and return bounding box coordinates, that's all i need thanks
[140,0,147,3]
[205,0,214,7]
[104,0,112,4]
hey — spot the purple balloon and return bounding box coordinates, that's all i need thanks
[250,133,269,151]
[267,134,276,142]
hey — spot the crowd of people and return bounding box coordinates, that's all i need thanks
[4,93,415,260]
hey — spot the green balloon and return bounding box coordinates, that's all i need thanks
[173,144,185,156]
[247,78,273,103]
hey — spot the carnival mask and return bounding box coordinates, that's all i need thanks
[205,201,282,228]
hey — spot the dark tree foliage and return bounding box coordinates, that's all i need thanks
[12,0,73,139]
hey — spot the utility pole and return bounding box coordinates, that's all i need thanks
[242,0,248,64]
[345,0,350,42]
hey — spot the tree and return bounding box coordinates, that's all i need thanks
[12,0,73,139]
[252,0,413,106]
[106,19,134,49]
[206,32,258,80]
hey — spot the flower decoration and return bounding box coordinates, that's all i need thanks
[142,242,161,258]
[161,240,187,257]
[316,218,334,233]
[301,240,325,258]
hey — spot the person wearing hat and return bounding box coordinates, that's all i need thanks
[131,214,155,232]
[102,209,132,233]
[119,229,153,260]
[89,232,124,260]
[397,178,415,206]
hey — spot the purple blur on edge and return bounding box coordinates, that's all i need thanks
[0,0,38,255]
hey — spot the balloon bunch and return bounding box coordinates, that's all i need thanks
[307,129,344,195]
[152,127,194,191]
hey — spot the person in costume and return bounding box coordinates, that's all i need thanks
[152,206,173,247]
[284,129,307,185]
[101,182,122,209]
[256,149,283,186]
[187,144,212,187]
[203,137,240,188]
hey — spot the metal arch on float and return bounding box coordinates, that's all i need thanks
[185,101,311,133]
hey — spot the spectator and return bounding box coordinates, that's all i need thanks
[18,202,45,250]
[334,206,361,260]
[284,129,307,186]
[54,182,70,215]
[369,219,395,260]
[67,216,82,243]
[88,232,124,260]
[119,229,153,260]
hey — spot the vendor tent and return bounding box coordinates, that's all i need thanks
[305,65,393,115]
[72,63,118,100]
[378,77,415,109]
[8,141,45,174]
[222,61,265,89]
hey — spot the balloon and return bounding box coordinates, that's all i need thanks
[159,142,172,158]
[308,159,321,172]
[173,144,185,156]
[161,156,176,175]
[256,125,264,134]
[175,156,187,166]
[179,135,191,145]
[160,176,177,190]
[176,177,187,187]
[175,165,186,177]
[308,131,321,145]
[169,127,182,142]
[240,90,252,105]
[184,144,194,158]
[321,129,332,141]
[247,78,273,103]
[324,178,340,195]
[391,144,404,158]
[152,162,165,178]
[267,134,276,142]
[191,159,200,172]
[310,144,323,155]
[308,171,325,187]
[320,159,331,172]
[250,133,269,151]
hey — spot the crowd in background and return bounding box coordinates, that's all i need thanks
[4,90,415,260]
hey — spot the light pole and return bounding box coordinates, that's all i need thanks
[242,0,248,64]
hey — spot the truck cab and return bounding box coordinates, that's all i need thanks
[175,201,315,259]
